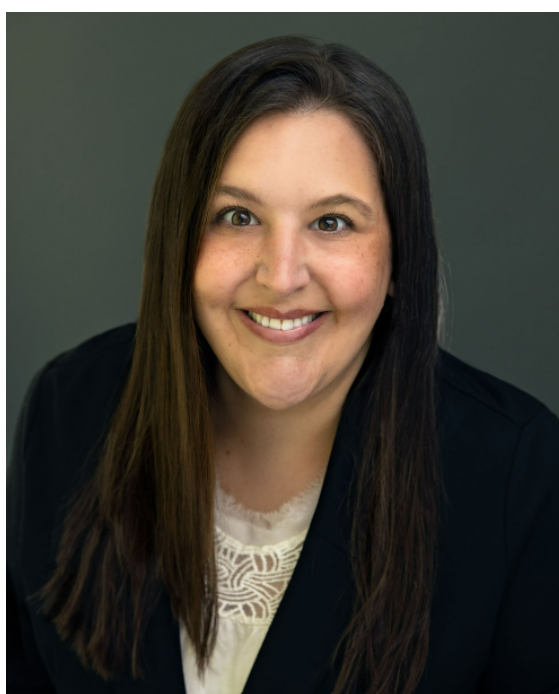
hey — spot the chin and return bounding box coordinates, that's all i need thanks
[246,380,318,411]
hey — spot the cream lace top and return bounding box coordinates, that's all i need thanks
[180,469,326,694]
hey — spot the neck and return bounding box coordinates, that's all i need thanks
[209,360,361,507]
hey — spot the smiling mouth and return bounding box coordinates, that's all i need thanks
[243,310,324,331]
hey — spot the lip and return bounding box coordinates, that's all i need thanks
[242,307,325,320]
[237,309,329,344]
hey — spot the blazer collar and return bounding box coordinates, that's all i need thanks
[114,360,376,694]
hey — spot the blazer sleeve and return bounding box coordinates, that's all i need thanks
[7,365,58,693]
[478,406,559,694]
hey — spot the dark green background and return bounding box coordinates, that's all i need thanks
[8,13,559,456]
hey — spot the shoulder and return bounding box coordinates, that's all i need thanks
[431,352,558,690]
[435,348,558,491]
[16,322,138,478]
[8,324,138,594]
[436,347,555,434]
[42,322,137,375]
[16,322,137,432]
[32,322,137,408]
[435,347,559,507]
[9,323,137,527]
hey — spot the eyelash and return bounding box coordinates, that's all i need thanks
[212,205,356,236]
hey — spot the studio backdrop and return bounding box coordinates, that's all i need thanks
[7,12,559,458]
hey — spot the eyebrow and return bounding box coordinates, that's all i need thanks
[214,185,376,222]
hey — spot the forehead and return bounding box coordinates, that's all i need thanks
[215,110,382,210]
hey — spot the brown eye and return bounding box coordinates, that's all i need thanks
[217,208,258,227]
[318,216,341,232]
[313,214,355,234]
[231,210,252,226]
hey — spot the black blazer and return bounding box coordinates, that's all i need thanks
[7,323,559,694]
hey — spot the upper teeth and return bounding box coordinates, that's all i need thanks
[247,311,318,330]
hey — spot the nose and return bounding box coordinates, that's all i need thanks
[255,223,311,296]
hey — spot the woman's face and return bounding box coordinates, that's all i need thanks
[193,109,394,412]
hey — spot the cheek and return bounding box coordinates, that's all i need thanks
[194,237,245,307]
[328,243,392,317]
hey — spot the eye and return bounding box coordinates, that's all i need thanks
[214,206,260,227]
[310,214,355,235]
[212,206,355,235]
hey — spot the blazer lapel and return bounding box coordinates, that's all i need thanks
[114,362,375,694]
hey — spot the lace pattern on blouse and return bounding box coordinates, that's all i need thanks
[215,469,326,531]
[215,525,308,626]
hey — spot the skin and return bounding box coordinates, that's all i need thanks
[193,109,394,512]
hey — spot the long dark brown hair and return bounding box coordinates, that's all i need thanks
[32,35,446,694]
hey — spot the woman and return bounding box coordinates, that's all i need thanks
[7,36,559,694]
